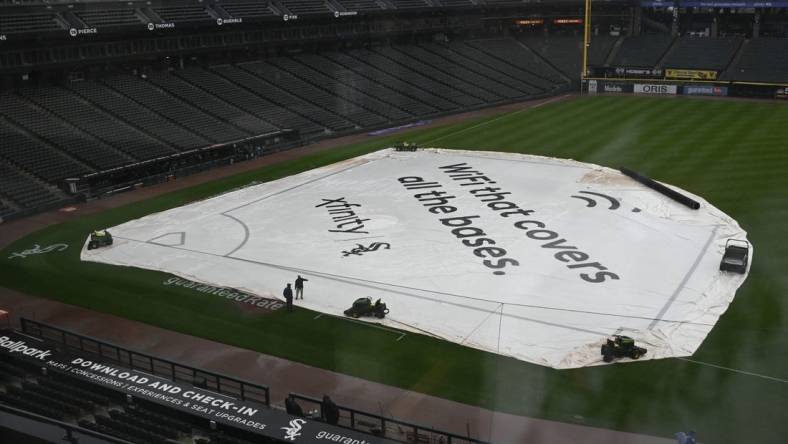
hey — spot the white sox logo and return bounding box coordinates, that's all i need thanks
[8,243,68,260]
[281,418,306,441]
[342,242,390,257]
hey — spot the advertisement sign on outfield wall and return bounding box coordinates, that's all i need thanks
[776,87,788,100]
[611,67,664,78]
[684,85,729,97]
[600,82,633,93]
[666,69,718,81]
[634,84,678,95]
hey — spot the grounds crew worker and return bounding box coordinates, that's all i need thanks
[295,275,308,300]
[283,283,294,312]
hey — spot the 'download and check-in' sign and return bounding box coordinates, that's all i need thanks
[0,331,394,444]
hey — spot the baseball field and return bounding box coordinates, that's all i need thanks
[1,95,786,443]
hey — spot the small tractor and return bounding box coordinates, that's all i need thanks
[601,335,647,363]
[394,141,419,152]
[87,230,113,250]
[719,239,749,274]
[343,297,389,319]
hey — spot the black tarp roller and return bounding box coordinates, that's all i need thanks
[619,167,701,210]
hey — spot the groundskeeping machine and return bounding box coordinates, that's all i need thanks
[87,230,113,250]
[601,335,647,362]
[343,298,389,319]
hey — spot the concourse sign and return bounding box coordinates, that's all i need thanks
[0,330,395,444]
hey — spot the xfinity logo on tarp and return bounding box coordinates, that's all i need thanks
[282,418,306,441]
[0,336,53,360]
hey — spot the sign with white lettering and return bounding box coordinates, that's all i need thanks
[0,330,396,444]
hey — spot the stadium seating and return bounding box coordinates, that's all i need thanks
[374,46,500,103]
[0,38,568,217]
[334,0,385,11]
[0,92,131,170]
[588,35,618,67]
[0,162,64,208]
[448,41,554,91]
[662,36,743,70]
[214,63,351,133]
[611,34,674,67]
[0,118,91,182]
[346,48,463,110]
[148,70,280,136]
[219,2,277,18]
[723,38,788,83]
[420,43,541,95]
[394,44,522,99]
[102,74,248,143]
[288,53,414,122]
[309,51,440,116]
[0,200,16,220]
[0,167,63,208]
[0,12,62,34]
[466,39,567,85]
[0,164,63,211]
[237,61,364,130]
[153,5,213,22]
[388,0,432,9]
[522,35,582,79]
[68,80,209,151]
[278,0,332,15]
[270,56,408,123]
[74,9,145,27]
[18,86,176,162]
[266,57,389,128]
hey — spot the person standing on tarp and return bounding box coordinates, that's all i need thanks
[295,275,308,300]
[283,283,294,312]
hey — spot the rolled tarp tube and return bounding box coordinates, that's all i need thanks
[619,167,701,210]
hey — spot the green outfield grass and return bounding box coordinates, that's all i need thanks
[1,96,787,443]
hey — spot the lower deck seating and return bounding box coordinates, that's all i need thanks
[0,38,567,218]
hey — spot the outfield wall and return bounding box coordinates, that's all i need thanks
[587,79,788,100]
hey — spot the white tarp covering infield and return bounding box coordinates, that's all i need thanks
[82,149,752,369]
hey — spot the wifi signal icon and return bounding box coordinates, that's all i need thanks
[570,191,621,210]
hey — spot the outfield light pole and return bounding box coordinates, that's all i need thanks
[581,0,591,93]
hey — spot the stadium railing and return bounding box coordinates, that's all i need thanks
[290,392,491,444]
[0,402,136,444]
[20,318,271,407]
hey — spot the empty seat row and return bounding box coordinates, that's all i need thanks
[348,48,462,110]
[0,13,61,34]
[420,42,540,95]
[19,86,175,161]
[279,0,331,15]
[290,53,414,121]
[0,163,64,209]
[0,93,129,170]
[75,9,143,27]
[612,34,674,67]
[466,39,565,86]
[148,70,279,135]
[267,57,389,127]
[663,36,742,70]
[0,118,91,182]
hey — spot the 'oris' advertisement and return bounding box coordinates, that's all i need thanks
[634,84,678,95]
